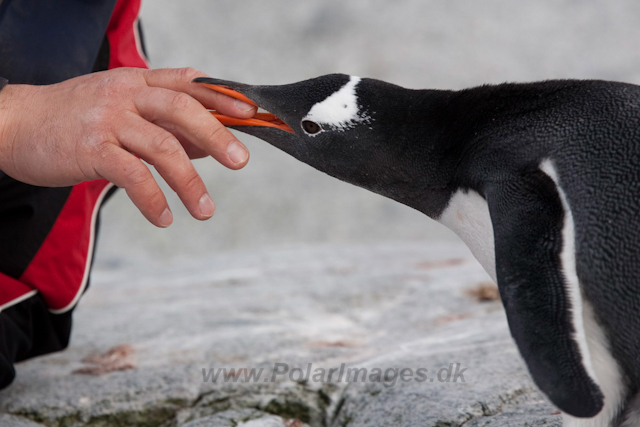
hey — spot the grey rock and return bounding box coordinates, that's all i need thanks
[0,414,47,427]
[331,344,560,426]
[180,408,298,427]
[0,243,560,426]
[238,416,302,427]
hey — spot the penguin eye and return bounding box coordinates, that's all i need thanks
[301,120,322,135]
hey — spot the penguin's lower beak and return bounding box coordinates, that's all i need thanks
[193,78,294,134]
[192,77,317,162]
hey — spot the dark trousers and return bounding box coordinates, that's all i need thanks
[0,172,114,389]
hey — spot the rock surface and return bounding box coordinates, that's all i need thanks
[0,242,560,426]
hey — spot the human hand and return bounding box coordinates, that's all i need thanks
[0,67,255,227]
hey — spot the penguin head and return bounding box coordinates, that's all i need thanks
[194,74,454,216]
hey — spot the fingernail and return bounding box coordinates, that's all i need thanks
[234,99,255,112]
[159,208,173,227]
[199,193,215,218]
[227,141,249,164]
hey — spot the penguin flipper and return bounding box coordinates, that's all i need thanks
[486,170,603,417]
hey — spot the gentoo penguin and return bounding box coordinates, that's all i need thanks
[194,74,640,426]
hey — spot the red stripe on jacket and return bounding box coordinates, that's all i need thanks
[107,0,149,69]
[0,0,149,312]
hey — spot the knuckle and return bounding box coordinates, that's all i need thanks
[146,189,166,209]
[125,163,152,187]
[87,138,114,162]
[126,66,145,77]
[205,124,228,145]
[113,67,143,82]
[81,114,117,151]
[153,132,181,156]
[177,67,202,82]
[92,79,112,99]
[90,138,112,160]
[182,171,202,193]
[77,139,108,178]
[170,92,195,111]
[94,73,133,99]
[92,108,114,130]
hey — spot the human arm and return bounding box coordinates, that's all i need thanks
[0,67,255,227]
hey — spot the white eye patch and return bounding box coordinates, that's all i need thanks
[302,75,371,134]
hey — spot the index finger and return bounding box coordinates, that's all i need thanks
[135,87,250,170]
[143,67,257,118]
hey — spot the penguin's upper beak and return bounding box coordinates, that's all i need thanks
[193,77,295,134]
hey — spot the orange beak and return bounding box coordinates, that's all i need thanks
[197,82,295,134]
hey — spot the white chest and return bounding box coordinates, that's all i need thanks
[436,189,496,281]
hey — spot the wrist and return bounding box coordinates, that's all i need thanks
[0,82,32,175]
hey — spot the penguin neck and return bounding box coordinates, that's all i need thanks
[383,83,542,218]
[369,87,465,219]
